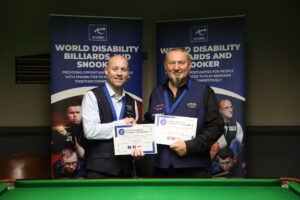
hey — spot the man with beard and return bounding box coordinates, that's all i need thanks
[143,48,224,178]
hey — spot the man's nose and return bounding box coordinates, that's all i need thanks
[117,69,122,75]
[174,63,180,70]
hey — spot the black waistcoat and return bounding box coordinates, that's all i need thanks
[85,85,136,176]
[224,120,238,145]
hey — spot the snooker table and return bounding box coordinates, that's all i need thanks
[0,178,299,200]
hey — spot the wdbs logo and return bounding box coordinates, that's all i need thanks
[118,129,125,135]
[159,118,167,126]
[89,24,107,41]
[190,26,208,42]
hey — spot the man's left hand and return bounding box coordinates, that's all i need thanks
[170,140,187,156]
[131,147,145,158]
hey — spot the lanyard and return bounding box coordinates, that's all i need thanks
[163,79,191,115]
[103,84,126,121]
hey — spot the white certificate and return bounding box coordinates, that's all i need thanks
[155,114,197,145]
[113,124,157,155]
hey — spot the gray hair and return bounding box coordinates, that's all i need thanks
[164,47,191,62]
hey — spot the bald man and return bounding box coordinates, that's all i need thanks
[82,55,142,178]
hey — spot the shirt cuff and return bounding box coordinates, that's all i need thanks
[185,140,197,154]
[115,119,126,126]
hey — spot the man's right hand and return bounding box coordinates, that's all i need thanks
[124,117,137,125]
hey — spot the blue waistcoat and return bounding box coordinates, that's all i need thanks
[148,79,211,168]
[85,85,136,176]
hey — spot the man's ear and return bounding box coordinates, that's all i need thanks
[164,62,168,72]
[188,60,192,70]
[104,66,108,75]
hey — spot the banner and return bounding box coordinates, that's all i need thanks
[50,15,143,179]
[156,16,246,178]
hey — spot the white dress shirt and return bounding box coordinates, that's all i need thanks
[82,82,138,140]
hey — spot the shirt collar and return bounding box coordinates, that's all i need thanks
[105,81,125,99]
[224,119,231,125]
[163,77,190,90]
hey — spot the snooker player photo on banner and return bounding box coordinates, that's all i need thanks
[156,16,246,178]
[50,14,143,179]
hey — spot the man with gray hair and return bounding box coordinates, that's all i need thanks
[144,48,224,177]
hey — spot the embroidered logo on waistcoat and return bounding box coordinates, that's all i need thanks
[187,102,197,109]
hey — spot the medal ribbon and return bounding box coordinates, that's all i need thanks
[103,84,126,120]
[163,79,191,115]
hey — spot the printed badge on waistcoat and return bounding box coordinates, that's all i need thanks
[229,126,237,131]
[126,105,135,117]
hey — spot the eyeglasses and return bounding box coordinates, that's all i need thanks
[64,161,77,167]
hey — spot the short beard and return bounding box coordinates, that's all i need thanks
[170,76,187,87]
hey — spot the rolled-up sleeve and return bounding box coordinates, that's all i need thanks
[81,91,126,140]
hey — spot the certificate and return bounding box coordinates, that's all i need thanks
[113,124,157,155]
[155,114,197,145]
